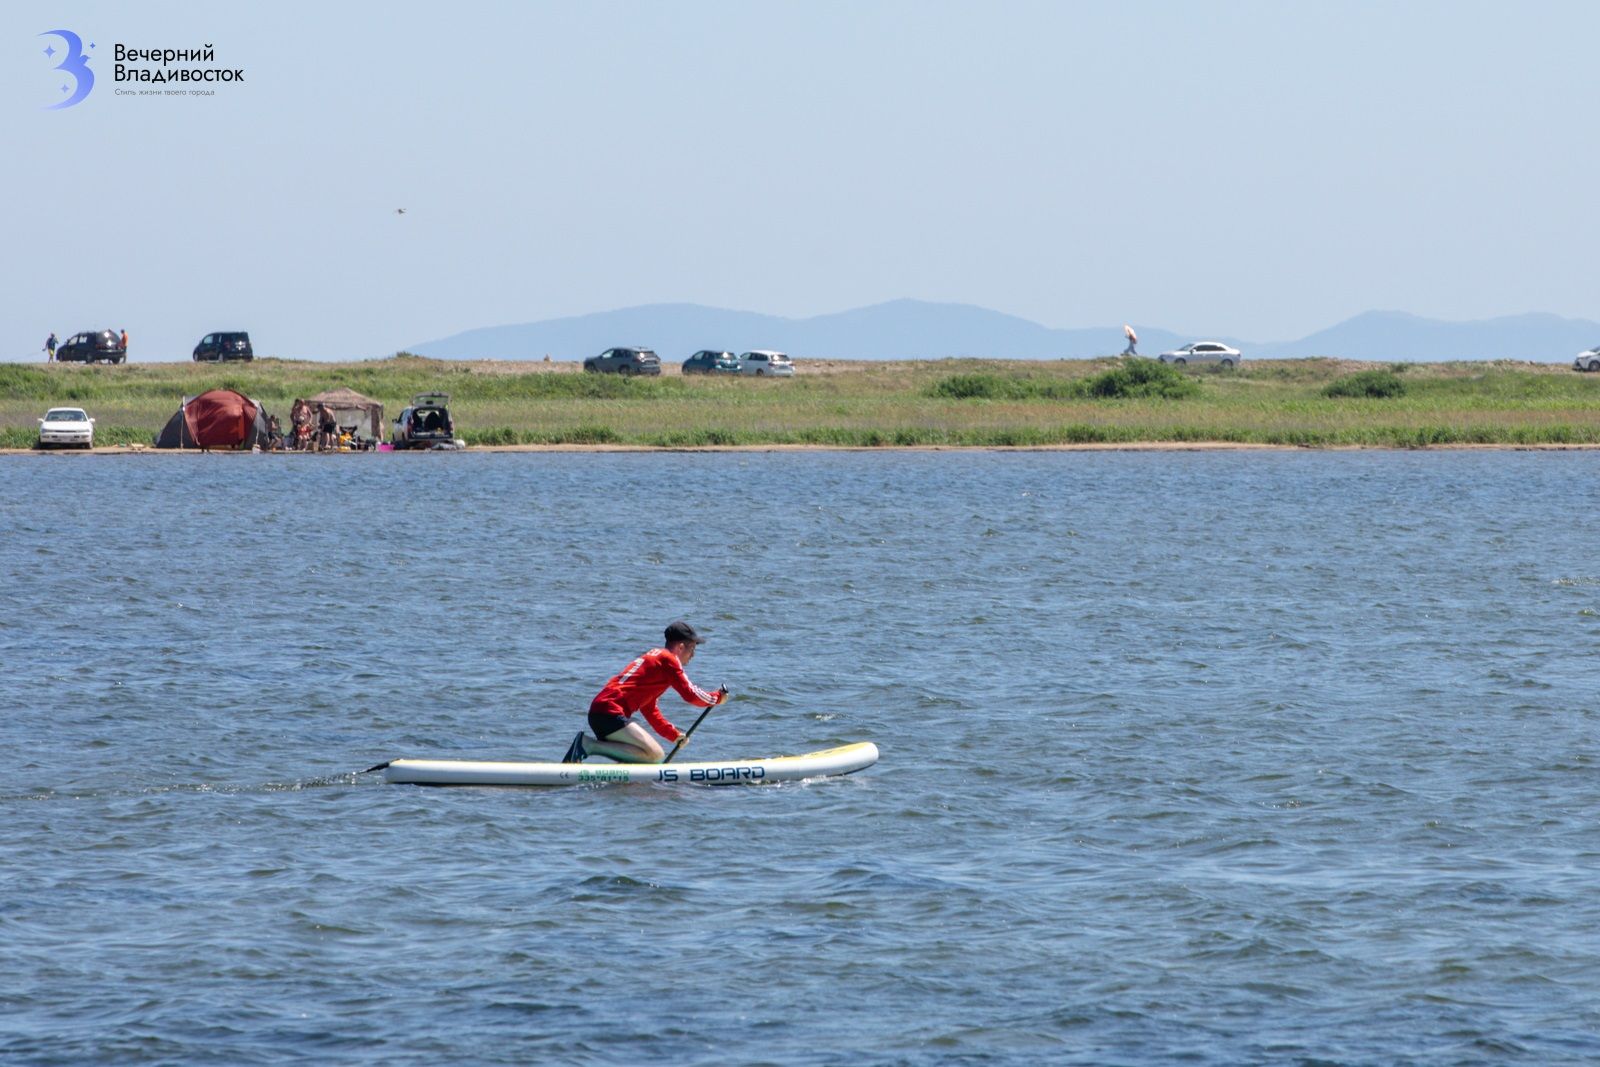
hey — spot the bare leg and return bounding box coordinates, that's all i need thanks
[584,721,666,764]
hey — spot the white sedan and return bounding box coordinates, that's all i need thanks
[37,407,95,449]
[1574,347,1600,372]
[739,350,795,376]
[1157,342,1242,367]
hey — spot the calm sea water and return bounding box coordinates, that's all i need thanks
[3,450,1598,1065]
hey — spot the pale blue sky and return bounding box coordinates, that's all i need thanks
[7,0,1597,360]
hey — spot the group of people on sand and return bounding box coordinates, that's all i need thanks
[562,620,728,764]
[287,398,368,452]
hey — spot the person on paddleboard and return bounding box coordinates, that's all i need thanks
[563,620,727,764]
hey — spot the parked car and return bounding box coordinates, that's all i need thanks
[1158,342,1241,368]
[584,347,662,375]
[739,350,795,376]
[391,392,455,449]
[37,407,95,449]
[1574,346,1600,372]
[193,331,254,362]
[683,350,741,375]
[55,330,125,364]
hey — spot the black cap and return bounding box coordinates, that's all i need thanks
[665,620,704,646]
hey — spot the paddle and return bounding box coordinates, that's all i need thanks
[664,686,727,763]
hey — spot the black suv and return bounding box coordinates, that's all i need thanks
[391,393,455,449]
[193,332,254,362]
[56,330,126,364]
[583,347,662,375]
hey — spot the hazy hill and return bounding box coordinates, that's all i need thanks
[405,300,1597,363]
[1251,310,1600,362]
[406,300,1208,361]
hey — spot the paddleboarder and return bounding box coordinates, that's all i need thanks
[564,620,727,764]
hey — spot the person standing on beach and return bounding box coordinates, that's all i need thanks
[289,399,312,450]
[45,333,56,362]
[1122,325,1138,356]
[563,620,727,764]
[317,403,338,451]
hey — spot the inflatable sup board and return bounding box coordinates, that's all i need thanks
[377,742,878,787]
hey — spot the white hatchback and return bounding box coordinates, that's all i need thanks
[37,407,95,449]
[739,350,795,376]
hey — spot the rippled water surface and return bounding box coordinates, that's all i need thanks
[4,451,1599,1065]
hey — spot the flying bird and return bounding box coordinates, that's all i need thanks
[395,208,407,215]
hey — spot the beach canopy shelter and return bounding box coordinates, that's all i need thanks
[154,389,271,450]
[306,388,384,440]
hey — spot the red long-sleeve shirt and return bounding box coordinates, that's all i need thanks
[590,648,719,740]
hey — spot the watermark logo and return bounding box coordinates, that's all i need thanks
[36,32,245,105]
[40,29,95,109]
[112,43,244,98]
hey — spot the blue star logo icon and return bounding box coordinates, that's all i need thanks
[40,29,95,109]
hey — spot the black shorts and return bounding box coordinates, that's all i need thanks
[588,705,632,740]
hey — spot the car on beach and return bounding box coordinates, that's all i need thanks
[584,347,662,375]
[37,407,95,449]
[55,330,125,364]
[682,350,741,375]
[193,331,254,362]
[1158,342,1241,368]
[1574,347,1600,372]
[391,393,455,449]
[738,350,795,376]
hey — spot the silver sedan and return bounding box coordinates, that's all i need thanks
[1157,342,1242,368]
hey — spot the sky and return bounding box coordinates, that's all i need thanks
[6,0,1597,361]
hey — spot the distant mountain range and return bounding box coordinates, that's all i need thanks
[404,300,1600,363]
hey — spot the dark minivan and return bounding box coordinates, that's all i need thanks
[56,330,126,364]
[193,332,254,362]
